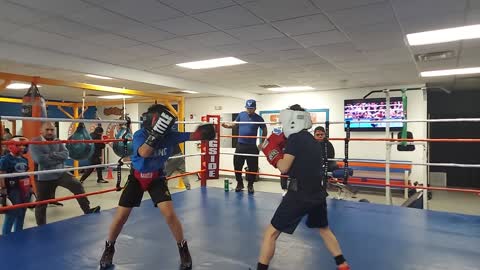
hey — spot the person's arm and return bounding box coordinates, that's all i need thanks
[277,154,295,174]
[327,141,335,158]
[259,126,267,144]
[30,143,64,166]
[222,113,240,129]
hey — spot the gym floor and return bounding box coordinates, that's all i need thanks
[1,172,479,235]
[0,178,479,270]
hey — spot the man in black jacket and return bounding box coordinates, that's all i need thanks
[80,126,108,184]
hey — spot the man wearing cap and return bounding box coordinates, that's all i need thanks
[222,99,267,194]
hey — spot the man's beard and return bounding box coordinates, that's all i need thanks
[45,136,54,141]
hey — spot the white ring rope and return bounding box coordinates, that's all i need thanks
[0,153,205,178]
[0,116,207,125]
[221,118,480,126]
[218,153,480,169]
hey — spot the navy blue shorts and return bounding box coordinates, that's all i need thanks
[271,192,328,234]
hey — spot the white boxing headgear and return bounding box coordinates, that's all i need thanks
[279,109,312,138]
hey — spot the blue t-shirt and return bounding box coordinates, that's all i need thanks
[235,111,266,144]
[0,154,29,182]
[131,129,191,173]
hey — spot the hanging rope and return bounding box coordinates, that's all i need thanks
[116,97,131,191]
[81,90,86,119]
[400,89,408,147]
[343,121,351,184]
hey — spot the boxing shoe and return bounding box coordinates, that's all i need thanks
[177,240,192,270]
[100,241,115,269]
[235,182,244,192]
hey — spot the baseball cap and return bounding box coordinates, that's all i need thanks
[245,99,256,109]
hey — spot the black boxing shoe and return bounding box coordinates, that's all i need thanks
[177,240,192,270]
[247,184,254,194]
[100,241,115,269]
[235,182,244,192]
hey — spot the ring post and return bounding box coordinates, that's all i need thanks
[201,115,220,187]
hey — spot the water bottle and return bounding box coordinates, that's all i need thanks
[224,178,229,192]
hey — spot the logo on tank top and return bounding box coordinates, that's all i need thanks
[14,162,28,172]
[155,147,168,156]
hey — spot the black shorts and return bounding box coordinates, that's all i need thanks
[118,175,172,208]
[271,193,328,234]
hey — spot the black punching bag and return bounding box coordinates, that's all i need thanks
[112,127,133,157]
[66,123,94,160]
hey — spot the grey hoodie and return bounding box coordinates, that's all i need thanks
[30,136,70,181]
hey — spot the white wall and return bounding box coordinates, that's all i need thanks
[184,85,428,184]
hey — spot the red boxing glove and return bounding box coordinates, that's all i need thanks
[260,133,287,167]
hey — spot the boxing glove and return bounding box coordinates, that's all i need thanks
[260,133,287,167]
[191,124,216,140]
[144,110,176,147]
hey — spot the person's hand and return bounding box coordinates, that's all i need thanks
[221,123,230,129]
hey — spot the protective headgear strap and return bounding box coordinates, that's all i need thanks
[8,137,28,155]
[279,109,312,138]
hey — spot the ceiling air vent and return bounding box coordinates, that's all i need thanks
[259,84,281,89]
[415,51,456,62]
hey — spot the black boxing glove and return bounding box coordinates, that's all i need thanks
[144,110,176,147]
[191,124,216,141]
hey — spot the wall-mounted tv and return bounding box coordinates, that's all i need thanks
[344,97,404,131]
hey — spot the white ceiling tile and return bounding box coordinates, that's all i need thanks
[462,39,480,49]
[310,42,365,62]
[0,20,23,36]
[345,21,405,50]
[250,37,303,51]
[118,45,171,59]
[214,43,263,56]
[81,33,141,49]
[311,0,385,12]
[69,6,137,31]
[226,24,284,41]
[391,0,467,20]
[364,47,414,65]
[91,0,182,22]
[467,8,480,24]
[459,46,480,67]
[399,12,465,34]
[159,0,235,15]
[272,13,334,36]
[193,5,263,29]
[0,0,51,25]
[186,31,239,47]
[153,37,207,52]
[8,0,93,16]
[285,57,329,66]
[470,0,480,9]
[304,63,343,73]
[152,16,216,36]
[127,53,191,69]
[244,0,321,21]
[114,25,175,43]
[328,2,396,28]
[31,18,102,39]
[294,30,349,47]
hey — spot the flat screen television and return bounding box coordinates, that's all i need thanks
[344,97,404,131]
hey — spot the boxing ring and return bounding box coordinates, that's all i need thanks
[1,113,480,269]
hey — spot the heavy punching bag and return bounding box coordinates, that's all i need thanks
[66,123,94,160]
[22,83,47,138]
[112,127,133,157]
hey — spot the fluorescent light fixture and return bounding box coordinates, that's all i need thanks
[6,83,41,90]
[85,74,113,80]
[420,67,480,77]
[267,86,315,92]
[181,90,199,94]
[98,95,134,99]
[176,57,247,69]
[407,24,480,46]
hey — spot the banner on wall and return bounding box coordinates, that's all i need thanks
[259,109,329,135]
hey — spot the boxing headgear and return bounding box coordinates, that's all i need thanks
[279,109,312,138]
[141,104,177,132]
[7,137,28,156]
